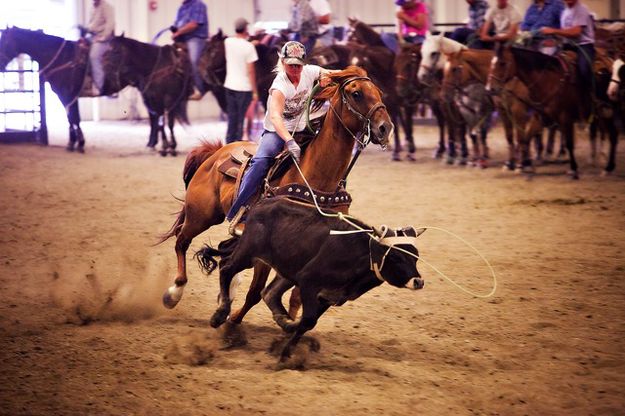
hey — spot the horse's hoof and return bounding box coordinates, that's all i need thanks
[210,309,229,328]
[406,153,416,162]
[445,156,454,165]
[77,147,85,154]
[169,150,178,157]
[228,309,244,324]
[391,153,401,162]
[502,162,515,171]
[159,150,168,157]
[66,146,75,152]
[455,157,467,166]
[162,292,180,309]
[478,159,488,169]
[567,170,579,180]
[407,143,416,153]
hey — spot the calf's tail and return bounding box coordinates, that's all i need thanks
[194,237,239,275]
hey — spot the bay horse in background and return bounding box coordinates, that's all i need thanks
[107,35,193,156]
[344,18,415,161]
[441,48,496,167]
[394,42,447,161]
[489,45,619,178]
[158,67,393,326]
[199,30,280,111]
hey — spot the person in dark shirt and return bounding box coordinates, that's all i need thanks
[521,0,564,31]
[171,0,209,99]
[448,0,489,46]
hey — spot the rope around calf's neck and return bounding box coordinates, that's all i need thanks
[290,158,498,298]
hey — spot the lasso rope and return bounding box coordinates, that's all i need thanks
[290,157,498,299]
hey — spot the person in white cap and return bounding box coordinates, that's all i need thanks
[226,41,336,233]
[224,18,259,144]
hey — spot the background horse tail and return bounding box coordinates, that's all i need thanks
[195,238,238,275]
[170,99,189,125]
[182,140,223,188]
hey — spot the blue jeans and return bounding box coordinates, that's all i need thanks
[225,88,253,144]
[226,131,285,221]
[90,40,109,92]
[186,37,206,93]
[380,32,425,54]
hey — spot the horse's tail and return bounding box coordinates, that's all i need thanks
[194,238,239,275]
[156,207,185,245]
[171,98,189,125]
[183,140,223,189]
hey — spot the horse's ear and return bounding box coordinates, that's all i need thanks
[348,17,357,27]
[121,31,125,38]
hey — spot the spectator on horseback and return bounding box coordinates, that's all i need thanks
[539,0,595,103]
[476,0,522,49]
[225,41,336,233]
[171,0,209,100]
[448,0,489,46]
[381,0,429,54]
[224,18,259,144]
[309,0,334,48]
[85,0,115,96]
[288,0,319,53]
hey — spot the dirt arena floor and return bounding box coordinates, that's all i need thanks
[1,118,625,415]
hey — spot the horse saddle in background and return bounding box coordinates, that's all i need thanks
[555,51,578,84]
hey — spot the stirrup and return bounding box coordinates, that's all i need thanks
[228,206,248,237]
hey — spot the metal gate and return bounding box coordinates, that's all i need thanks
[0,55,48,145]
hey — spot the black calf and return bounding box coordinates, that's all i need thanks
[197,198,425,361]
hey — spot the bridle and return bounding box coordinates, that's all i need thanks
[418,48,442,87]
[329,76,387,149]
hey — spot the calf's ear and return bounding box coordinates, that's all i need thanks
[415,227,426,237]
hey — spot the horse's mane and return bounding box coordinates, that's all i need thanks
[314,66,368,101]
[8,26,66,47]
[349,19,386,47]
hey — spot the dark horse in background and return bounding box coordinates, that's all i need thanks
[0,27,192,155]
[106,35,193,156]
[338,19,416,161]
[200,30,280,112]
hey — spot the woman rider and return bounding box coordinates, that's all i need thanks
[226,41,335,235]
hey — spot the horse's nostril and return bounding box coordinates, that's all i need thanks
[379,124,387,135]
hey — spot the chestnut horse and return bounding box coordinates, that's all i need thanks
[158,66,393,324]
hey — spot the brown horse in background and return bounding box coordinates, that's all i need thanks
[158,67,393,325]
[395,43,447,160]
[489,45,618,177]
[344,19,415,161]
